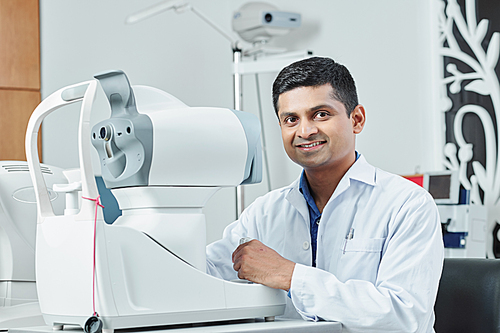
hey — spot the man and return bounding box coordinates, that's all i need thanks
[206,57,443,332]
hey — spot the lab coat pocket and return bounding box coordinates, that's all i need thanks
[337,238,385,283]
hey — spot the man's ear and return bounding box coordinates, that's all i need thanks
[351,105,365,134]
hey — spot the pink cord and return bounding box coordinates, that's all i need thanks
[82,195,104,317]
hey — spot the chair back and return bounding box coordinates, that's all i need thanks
[434,258,500,333]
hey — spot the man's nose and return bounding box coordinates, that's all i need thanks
[298,119,318,138]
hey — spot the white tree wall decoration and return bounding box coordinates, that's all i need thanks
[438,0,500,257]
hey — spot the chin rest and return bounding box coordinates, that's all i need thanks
[434,258,500,333]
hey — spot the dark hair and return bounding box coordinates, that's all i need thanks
[272,57,358,117]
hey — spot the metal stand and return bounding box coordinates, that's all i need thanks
[233,47,245,218]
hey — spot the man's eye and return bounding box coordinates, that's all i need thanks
[284,117,297,124]
[315,111,328,119]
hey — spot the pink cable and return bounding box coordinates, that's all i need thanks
[82,195,104,317]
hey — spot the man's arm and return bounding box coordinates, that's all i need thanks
[232,240,295,290]
[231,193,444,332]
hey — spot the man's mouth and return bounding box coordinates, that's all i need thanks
[296,141,326,149]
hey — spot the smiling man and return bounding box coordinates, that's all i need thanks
[206,57,444,332]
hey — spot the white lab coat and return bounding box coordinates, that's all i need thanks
[206,155,444,333]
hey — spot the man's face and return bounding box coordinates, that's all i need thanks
[277,84,364,173]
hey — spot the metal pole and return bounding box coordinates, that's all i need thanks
[255,73,272,193]
[233,47,245,218]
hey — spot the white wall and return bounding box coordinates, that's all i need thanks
[40,0,438,243]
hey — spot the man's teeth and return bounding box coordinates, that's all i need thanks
[301,142,322,148]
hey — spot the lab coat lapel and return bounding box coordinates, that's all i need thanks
[284,177,313,266]
[317,155,377,271]
[316,175,351,271]
[285,177,309,225]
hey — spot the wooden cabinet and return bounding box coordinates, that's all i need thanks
[0,0,40,161]
[0,90,40,160]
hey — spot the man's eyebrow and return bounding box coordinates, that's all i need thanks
[309,104,335,112]
[278,111,297,120]
[279,104,337,119]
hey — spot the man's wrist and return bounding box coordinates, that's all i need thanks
[281,262,296,291]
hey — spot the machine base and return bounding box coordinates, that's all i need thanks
[41,304,285,332]
[0,302,45,330]
[7,318,341,333]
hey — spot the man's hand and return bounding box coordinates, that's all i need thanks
[232,240,295,291]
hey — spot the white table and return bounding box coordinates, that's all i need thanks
[9,318,341,333]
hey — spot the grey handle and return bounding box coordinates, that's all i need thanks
[94,70,138,117]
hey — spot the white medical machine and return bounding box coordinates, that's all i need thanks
[438,204,487,258]
[0,161,67,329]
[423,171,487,258]
[25,71,285,333]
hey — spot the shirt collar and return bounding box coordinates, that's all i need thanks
[299,171,321,216]
[299,151,361,192]
[344,153,376,187]
[298,151,369,212]
[298,152,371,189]
[285,152,377,210]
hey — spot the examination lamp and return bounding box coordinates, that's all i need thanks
[232,2,301,45]
[126,0,238,47]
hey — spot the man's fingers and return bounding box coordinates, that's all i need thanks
[233,257,241,271]
[232,239,254,262]
[232,244,244,263]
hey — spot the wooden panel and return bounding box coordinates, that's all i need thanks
[0,0,40,89]
[0,89,40,161]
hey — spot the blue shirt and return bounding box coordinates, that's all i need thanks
[299,173,321,267]
[299,152,360,267]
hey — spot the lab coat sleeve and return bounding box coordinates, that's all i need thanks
[289,192,444,333]
[206,212,252,280]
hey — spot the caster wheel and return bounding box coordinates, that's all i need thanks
[84,316,103,333]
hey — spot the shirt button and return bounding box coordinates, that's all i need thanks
[303,241,310,250]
